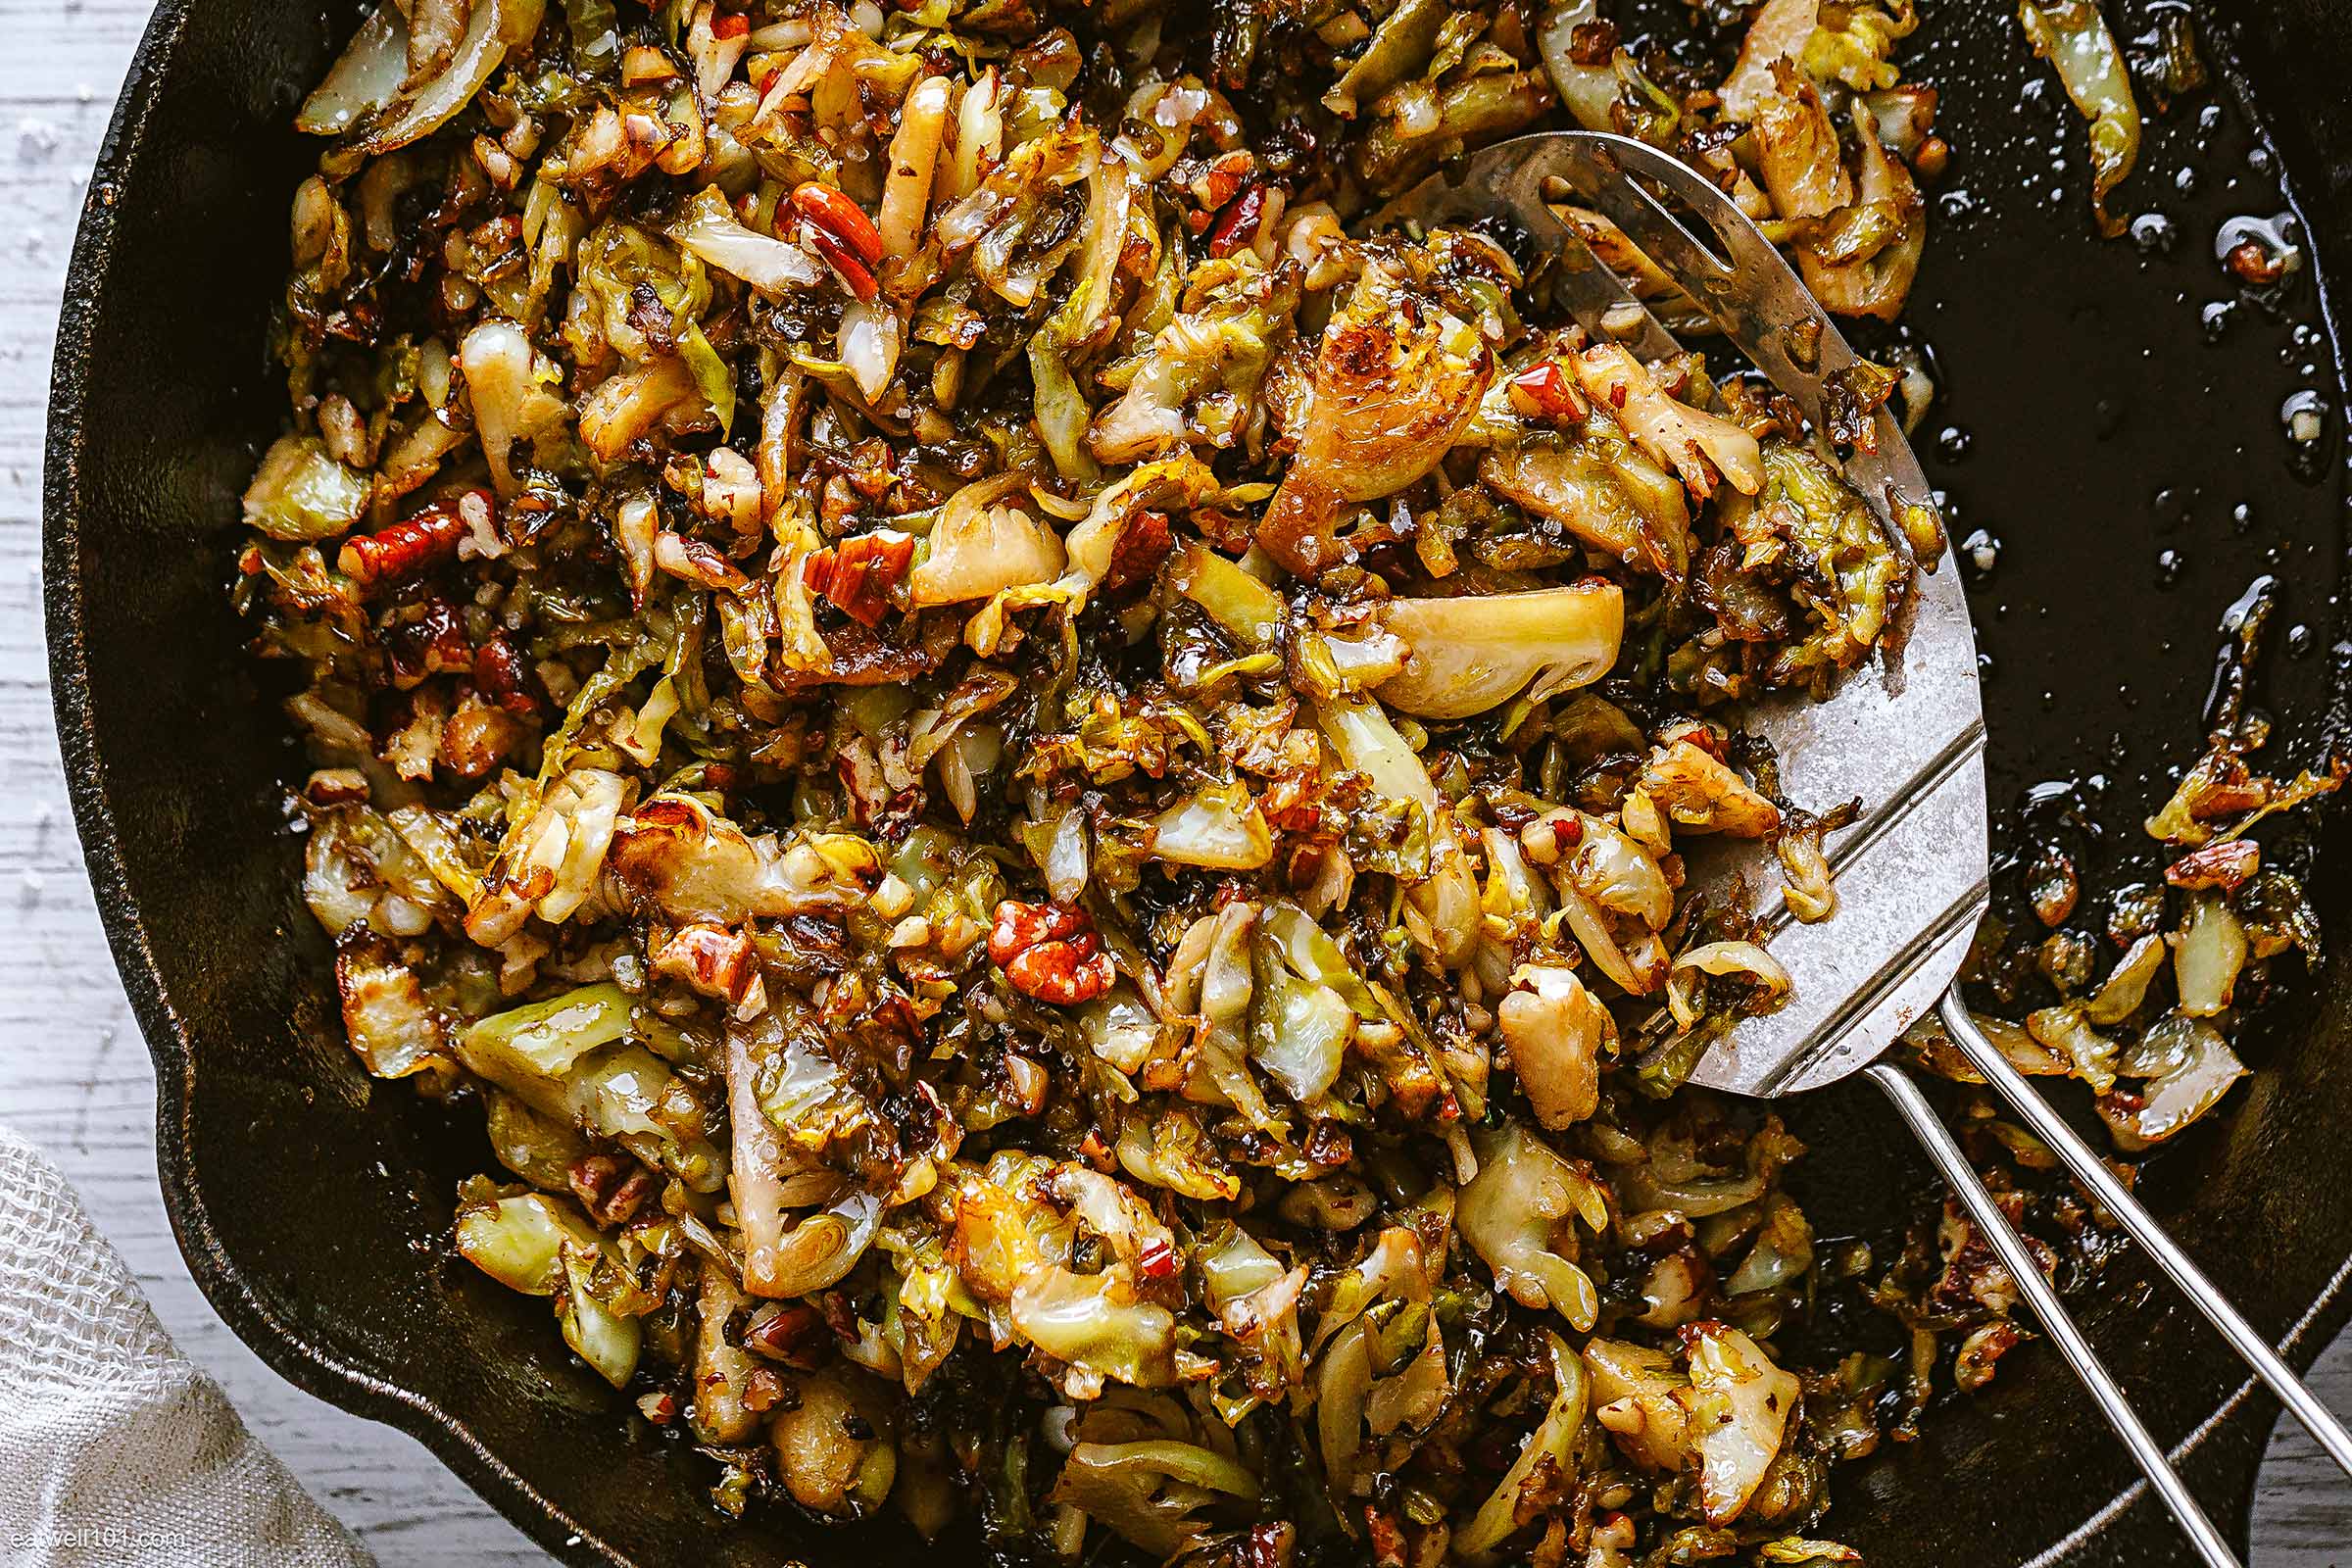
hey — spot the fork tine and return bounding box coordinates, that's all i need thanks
[1373,131,1989,1102]
[1869,1061,2244,1568]
[1367,139,1687,364]
[1539,133,1939,511]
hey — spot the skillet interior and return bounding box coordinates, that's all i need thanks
[40,0,2352,1561]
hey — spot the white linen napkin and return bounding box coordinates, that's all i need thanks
[0,1125,375,1568]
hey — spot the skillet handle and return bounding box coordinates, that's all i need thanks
[1866,1058,2241,1568]
[1937,991,2352,1484]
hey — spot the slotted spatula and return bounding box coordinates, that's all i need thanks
[1375,129,2352,1566]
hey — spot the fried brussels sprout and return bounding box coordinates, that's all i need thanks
[245,0,2302,1558]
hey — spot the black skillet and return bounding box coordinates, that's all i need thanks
[39,0,2352,1562]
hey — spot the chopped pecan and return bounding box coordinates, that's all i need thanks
[741,1364,789,1414]
[1303,1118,1353,1168]
[304,767,370,807]
[1187,150,1256,220]
[1135,1234,1178,1280]
[340,496,482,588]
[438,686,524,779]
[383,596,471,690]
[568,1152,657,1227]
[2025,844,2080,926]
[803,530,914,627]
[1654,717,1726,759]
[1567,18,1618,67]
[988,898,1112,1004]
[471,634,541,716]
[742,1301,829,1366]
[2166,838,2260,892]
[650,920,761,1004]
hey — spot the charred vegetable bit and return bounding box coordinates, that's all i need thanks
[240,0,2276,1561]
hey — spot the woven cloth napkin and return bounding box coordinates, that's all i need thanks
[0,1126,375,1568]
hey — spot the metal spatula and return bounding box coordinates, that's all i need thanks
[1376,129,2352,1567]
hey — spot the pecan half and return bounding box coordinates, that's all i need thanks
[988,899,1112,1004]
[987,899,1085,963]
[790,181,884,266]
[1005,940,1113,1004]
[341,494,486,588]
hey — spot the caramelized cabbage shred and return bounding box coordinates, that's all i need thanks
[235,0,2280,1561]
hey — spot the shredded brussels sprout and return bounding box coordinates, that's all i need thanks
[237,0,2305,1559]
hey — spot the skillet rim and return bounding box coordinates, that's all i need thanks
[36,0,2352,1563]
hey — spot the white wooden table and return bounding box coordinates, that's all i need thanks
[0,0,2344,1561]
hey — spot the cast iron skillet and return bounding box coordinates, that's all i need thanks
[39,0,2352,1562]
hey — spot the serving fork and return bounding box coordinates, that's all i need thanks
[1377,129,2352,1567]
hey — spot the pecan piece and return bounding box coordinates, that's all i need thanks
[383,595,472,690]
[472,634,541,716]
[792,182,884,302]
[650,919,762,1006]
[340,497,477,589]
[987,899,1084,963]
[1004,939,1112,1004]
[988,898,1112,1004]
[439,686,525,779]
[568,1152,656,1227]
[2166,838,2260,892]
[805,229,879,302]
[743,1301,829,1366]
[1206,182,1270,260]
[1101,509,1173,593]
[1187,150,1255,220]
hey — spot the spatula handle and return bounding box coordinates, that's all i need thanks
[1937,990,2352,1483]
[1867,1060,2241,1568]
